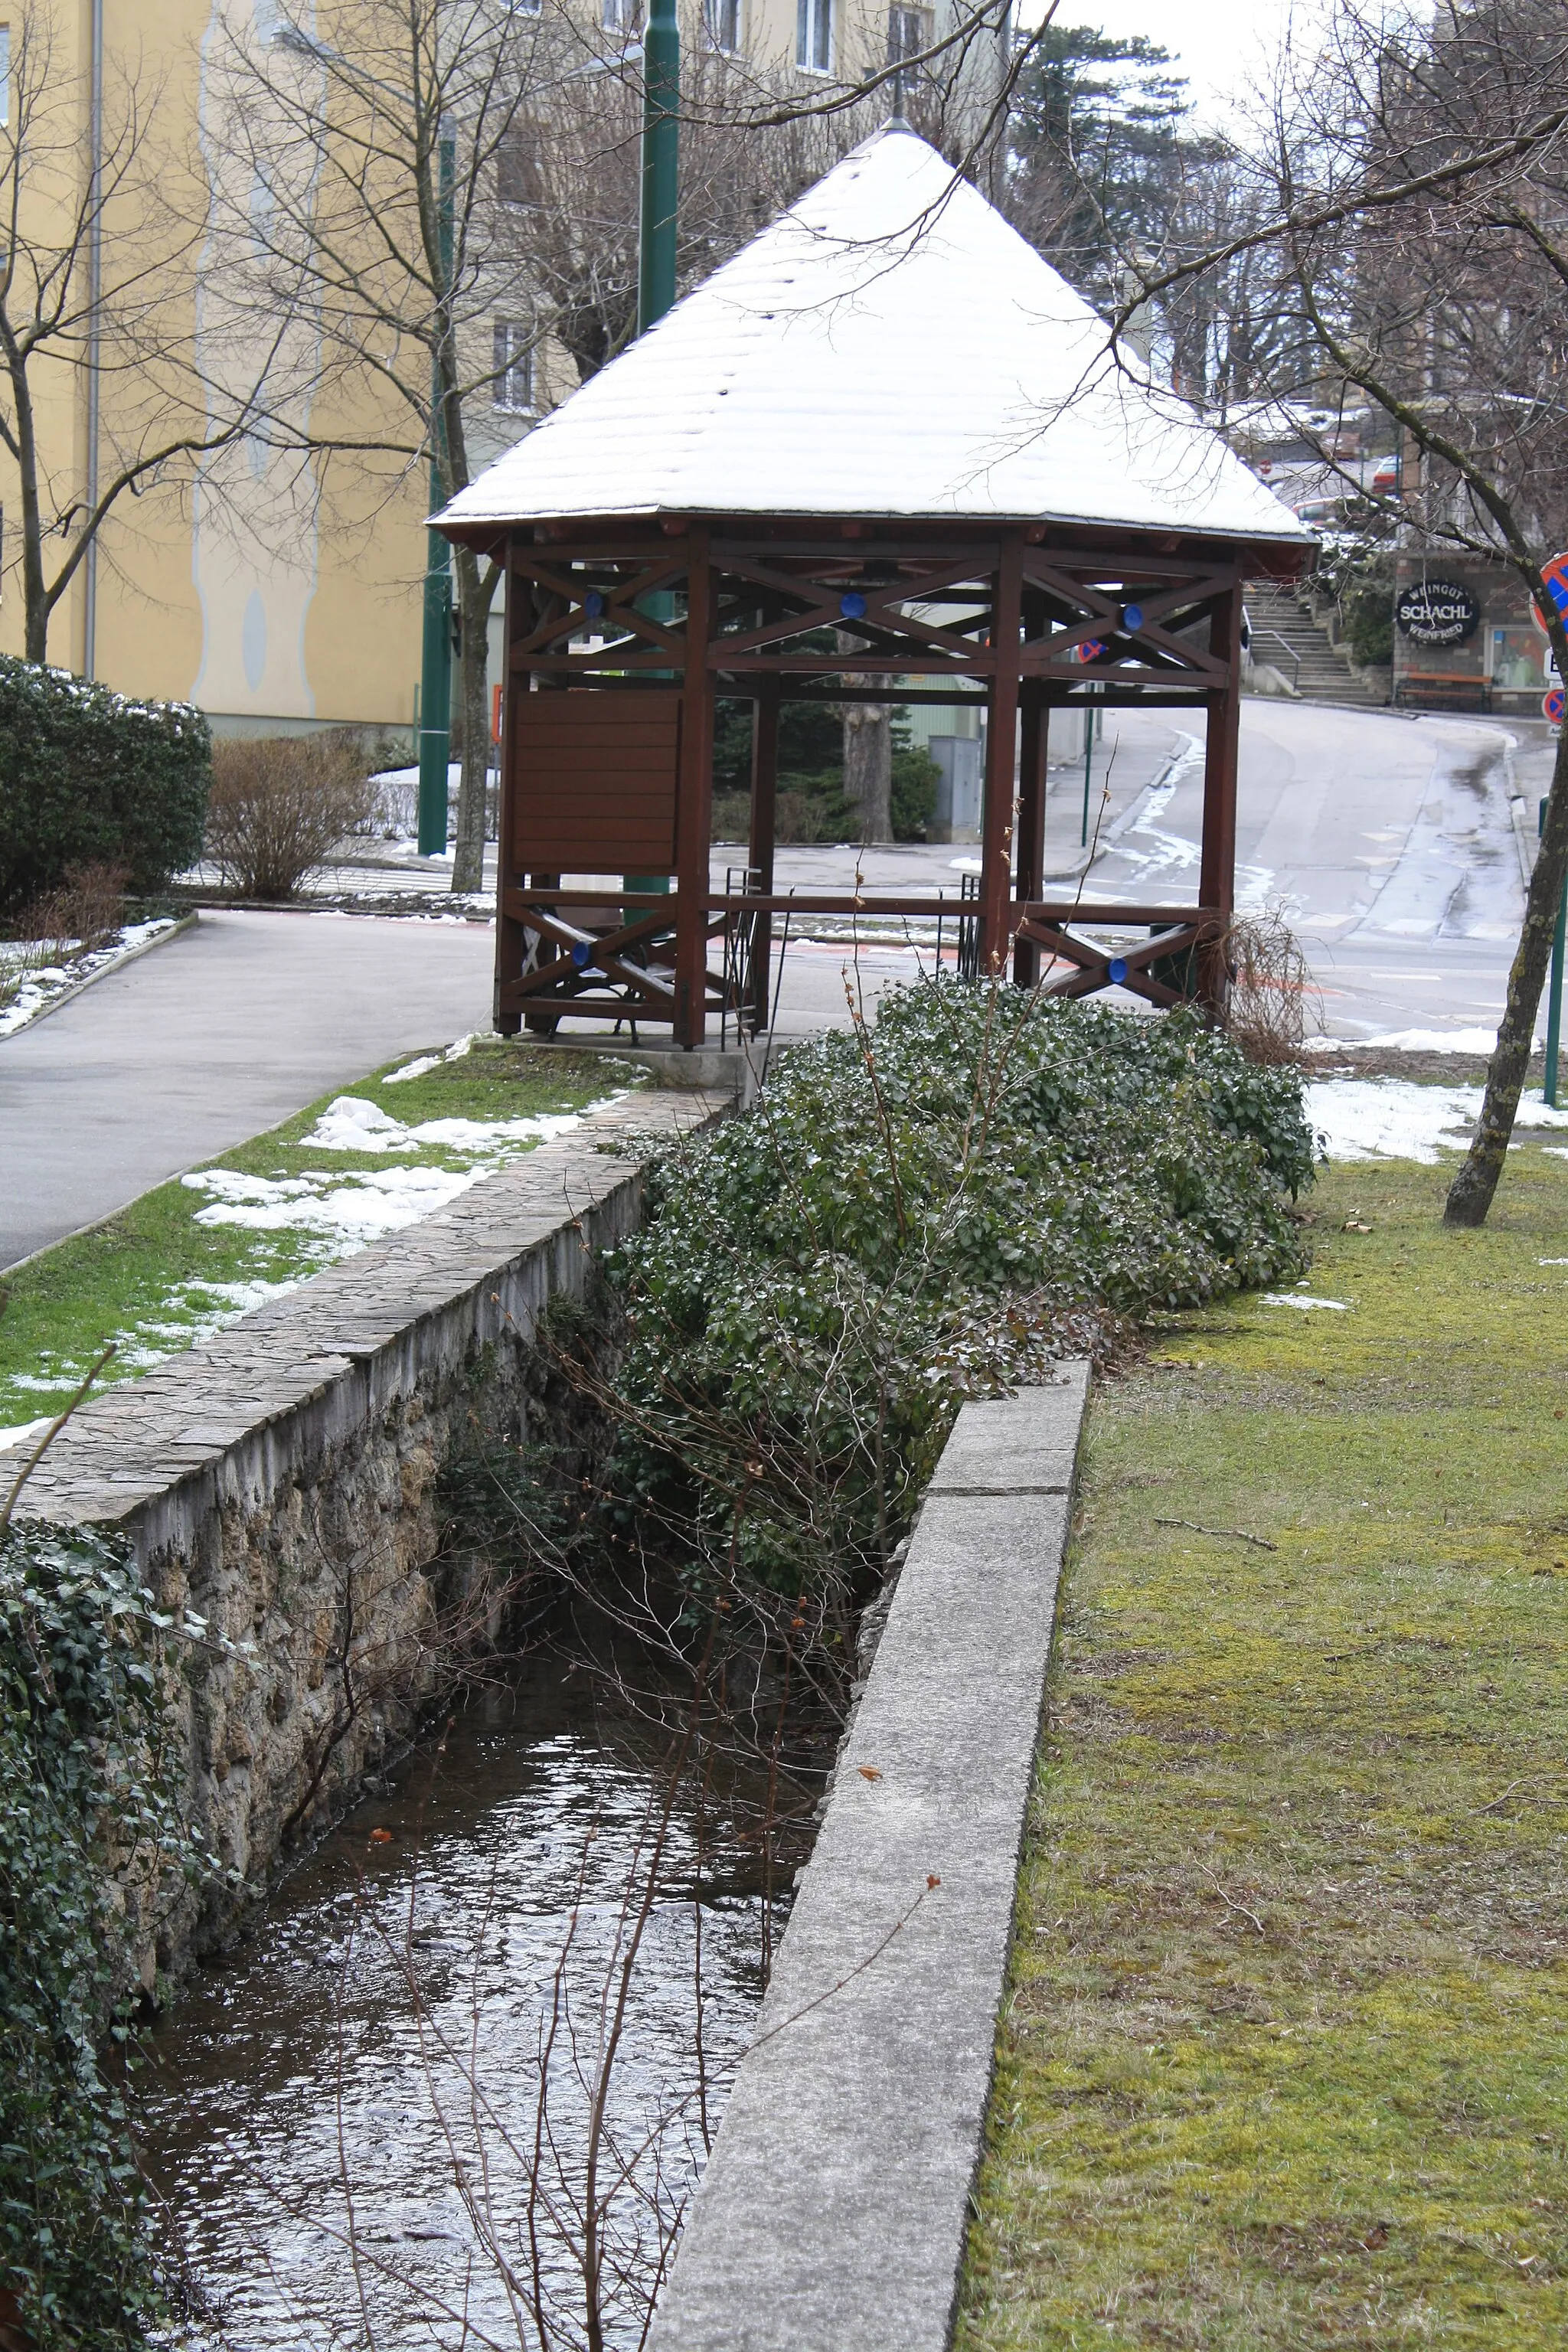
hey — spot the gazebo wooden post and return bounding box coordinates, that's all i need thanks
[1197,576,1243,1015]
[494,545,525,1036]
[1013,681,1047,986]
[674,523,715,1049]
[979,529,1023,974]
[748,676,780,1034]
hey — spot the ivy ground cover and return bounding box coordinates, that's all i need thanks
[0,1040,635,1433]
[958,1143,1568,2350]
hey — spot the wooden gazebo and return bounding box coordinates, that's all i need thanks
[438,126,1313,1048]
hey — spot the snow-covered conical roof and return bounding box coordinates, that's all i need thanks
[439,124,1311,548]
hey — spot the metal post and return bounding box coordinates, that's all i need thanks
[626,0,680,900]
[1541,798,1565,1107]
[417,126,456,857]
[1080,704,1094,848]
[639,0,679,337]
[83,0,103,678]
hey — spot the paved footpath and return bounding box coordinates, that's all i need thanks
[0,909,494,1269]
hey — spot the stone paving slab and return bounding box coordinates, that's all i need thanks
[925,1362,1090,1494]
[648,1367,1089,2352]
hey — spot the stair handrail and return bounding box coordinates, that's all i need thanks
[1250,628,1302,693]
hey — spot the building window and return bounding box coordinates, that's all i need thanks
[705,0,740,50]
[887,3,929,68]
[492,322,533,414]
[796,0,831,73]
[0,26,11,126]
[496,136,532,206]
[603,0,639,32]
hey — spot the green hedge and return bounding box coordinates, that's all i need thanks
[603,982,1315,1602]
[0,659,211,913]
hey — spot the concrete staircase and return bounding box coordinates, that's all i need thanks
[1245,582,1387,706]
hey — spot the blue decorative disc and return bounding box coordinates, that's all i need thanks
[1108,956,1129,984]
[571,940,593,969]
[1121,603,1144,632]
[840,590,867,619]
[583,590,606,619]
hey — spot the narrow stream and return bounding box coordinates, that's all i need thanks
[142,1649,809,2351]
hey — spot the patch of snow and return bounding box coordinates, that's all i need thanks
[0,1414,54,1455]
[1540,1258,1568,1266]
[1306,1080,1469,1165]
[382,1029,497,1084]
[298,1091,618,1154]
[1259,1293,1351,1311]
[300,1097,413,1149]
[183,1161,489,1244]
[1308,1025,1538,1054]
[0,918,177,1037]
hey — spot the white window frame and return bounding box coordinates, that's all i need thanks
[603,0,639,33]
[796,0,831,74]
[492,321,534,416]
[0,26,12,126]
[887,3,928,67]
[705,0,740,52]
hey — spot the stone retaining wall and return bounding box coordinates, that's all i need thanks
[17,1088,720,1980]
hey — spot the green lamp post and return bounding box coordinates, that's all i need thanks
[627,0,679,901]
[417,125,457,858]
[639,0,679,335]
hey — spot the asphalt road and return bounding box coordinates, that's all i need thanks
[2,697,1545,1267]
[0,911,495,1269]
[754,697,1547,1045]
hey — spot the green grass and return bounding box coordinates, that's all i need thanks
[0,1040,641,1428]
[957,1142,1568,2350]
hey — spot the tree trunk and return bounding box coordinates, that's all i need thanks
[837,635,892,844]
[1444,708,1568,1225]
[450,548,498,894]
[9,360,48,664]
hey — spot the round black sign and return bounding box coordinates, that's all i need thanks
[1395,578,1480,646]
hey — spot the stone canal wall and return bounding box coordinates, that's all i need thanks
[16,1089,722,1981]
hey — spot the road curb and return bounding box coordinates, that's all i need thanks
[1511,794,1537,887]
[648,1367,1091,2352]
[1,910,198,1040]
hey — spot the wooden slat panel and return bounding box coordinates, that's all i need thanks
[511,692,681,873]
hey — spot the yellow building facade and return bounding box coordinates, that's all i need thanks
[2,0,1005,733]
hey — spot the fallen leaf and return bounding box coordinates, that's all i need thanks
[1362,2223,1390,2249]
[858,1766,883,1782]
[368,1828,394,1844]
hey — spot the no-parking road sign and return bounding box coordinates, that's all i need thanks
[1544,684,1565,725]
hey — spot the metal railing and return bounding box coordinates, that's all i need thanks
[1250,629,1302,692]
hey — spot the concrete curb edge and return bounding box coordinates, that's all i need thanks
[648,1366,1092,2352]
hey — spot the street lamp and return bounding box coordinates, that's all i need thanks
[417,129,456,858]
[274,21,454,858]
[639,0,678,335]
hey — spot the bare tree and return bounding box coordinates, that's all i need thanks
[1110,0,1568,1223]
[0,2,276,665]
[213,0,1030,890]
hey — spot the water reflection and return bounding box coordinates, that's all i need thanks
[142,1653,795,2350]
